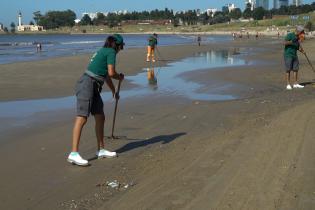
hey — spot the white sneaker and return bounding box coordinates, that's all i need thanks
[96,149,117,159]
[286,84,292,90]
[293,84,304,89]
[67,152,89,166]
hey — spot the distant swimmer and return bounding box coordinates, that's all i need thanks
[147,33,158,62]
[36,42,42,52]
[197,35,201,46]
[232,32,236,40]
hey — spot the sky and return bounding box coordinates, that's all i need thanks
[0,0,314,27]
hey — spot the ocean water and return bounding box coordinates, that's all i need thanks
[0,34,231,64]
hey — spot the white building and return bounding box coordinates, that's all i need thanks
[206,8,218,17]
[293,0,302,6]
[245,0,255,11]
[226,3,237,12]
[82,12,98,20]
[0,23,3,31]
[17,12,44,32]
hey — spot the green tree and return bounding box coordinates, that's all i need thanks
[229,8,242,20]
[252,7,266,20]
[243,7,252,19]
[29,21,34,25]
[38,10,76,29]
[3,27,8,33]
[93,12,106,25]
[80,14,92,25]
[33,11,42,25]
[305,21,313,31]
[10,22,15,33]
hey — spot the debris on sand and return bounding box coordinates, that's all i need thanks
[107,180,120,189]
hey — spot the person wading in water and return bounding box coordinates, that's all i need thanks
[146,33,158,62]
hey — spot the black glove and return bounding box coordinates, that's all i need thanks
[114,92,120,100]
[119,73,124,81]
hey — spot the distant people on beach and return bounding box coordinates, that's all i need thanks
[147,33,158,62]
[36,42,42,52]
[67,34,125,166]
[255,32,259,39]
[284,26,305,90]
[232,32,236,40]
[247,32,250,39]
[197,35,201,46]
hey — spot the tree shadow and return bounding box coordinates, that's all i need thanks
[115,132,186,154]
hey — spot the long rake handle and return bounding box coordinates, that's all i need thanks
[111,79,122,138]
[304,53,315,73]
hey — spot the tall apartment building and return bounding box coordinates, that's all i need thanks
[278,0,289,8]
[255,0,269,10]
[293,0,303,6]
[245,0,255,10]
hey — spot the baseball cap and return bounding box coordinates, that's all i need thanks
[296,25,304,33]
[113,34,124,45]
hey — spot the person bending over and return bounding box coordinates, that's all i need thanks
[67,34,125,166]
[284,26,305,90]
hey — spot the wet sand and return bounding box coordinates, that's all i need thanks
[1,37,315,210]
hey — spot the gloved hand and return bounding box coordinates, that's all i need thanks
[114,92,120,100]
[119,73,124,81]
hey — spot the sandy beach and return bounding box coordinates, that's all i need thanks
[1,36,315,210]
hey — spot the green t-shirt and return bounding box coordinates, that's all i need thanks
[148,36,158,47]
[87,48,116,77]
[284,32,299,58]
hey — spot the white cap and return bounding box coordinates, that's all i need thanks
[296,25,304,33]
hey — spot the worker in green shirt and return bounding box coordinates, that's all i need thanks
[67,34,125,166]
[284,26,305,90]
[146,33,158,62]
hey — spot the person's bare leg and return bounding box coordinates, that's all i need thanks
[286,72,291,86]
[94,114,105,151]
[72,116,87,152]
[293,71,298,84]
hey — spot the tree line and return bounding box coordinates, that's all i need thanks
[78,3,315,27]
[3,2,315,32]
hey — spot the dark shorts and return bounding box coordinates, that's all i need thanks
[75,74,104,117]
[284,56,299,72]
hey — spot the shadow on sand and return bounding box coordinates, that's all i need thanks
[116,132,186,154]
[88,132,186,161]
[300,81,315,87]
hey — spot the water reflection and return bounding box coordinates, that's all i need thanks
[147,67,158,90]
[196,48,241,65]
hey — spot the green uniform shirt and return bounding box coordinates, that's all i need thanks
[87,48,116,77]
[284,32,299,58]
[148,36,158,47]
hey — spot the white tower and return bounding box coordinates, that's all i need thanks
[18,12,22,27]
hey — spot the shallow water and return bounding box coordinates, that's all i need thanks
[0,49,246,133]
[0,34,232,64]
